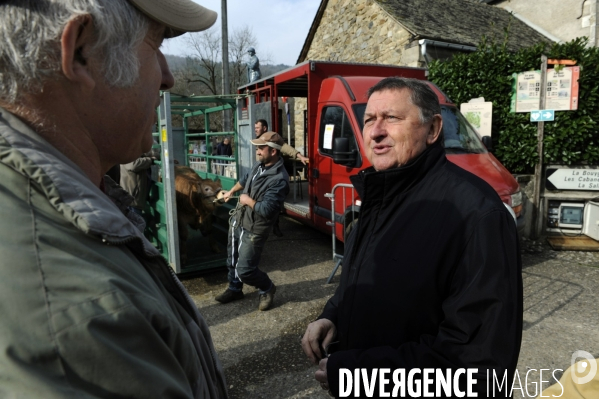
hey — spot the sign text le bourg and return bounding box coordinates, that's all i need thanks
[546,168,599,191]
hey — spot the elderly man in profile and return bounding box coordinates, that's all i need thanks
[301,77,522,398]
[0,1,228,398]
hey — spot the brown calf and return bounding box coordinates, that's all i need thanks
[174,166,225,264]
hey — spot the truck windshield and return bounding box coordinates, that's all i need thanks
[352,104,487,154]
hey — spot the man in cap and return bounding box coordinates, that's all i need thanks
[217,132,289,311]
[254,119,308,237]
[0,1,228,397]
[255,119,309,164]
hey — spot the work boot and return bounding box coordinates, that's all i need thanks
[272,223,283,237]
[258,284,276,311]
[215,289,244,304]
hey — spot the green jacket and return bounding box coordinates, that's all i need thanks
[0,108,228,398]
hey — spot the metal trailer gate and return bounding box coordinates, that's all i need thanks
[144,92,240,274]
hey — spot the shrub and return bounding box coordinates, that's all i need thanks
[429,37,599,174]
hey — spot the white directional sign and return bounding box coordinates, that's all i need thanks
[530,110,555,122]
[546,168,599,190]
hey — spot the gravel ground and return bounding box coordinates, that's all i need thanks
[181,218,599,399]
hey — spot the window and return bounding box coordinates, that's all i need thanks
[441,106,487,154]
[319,106,360,162]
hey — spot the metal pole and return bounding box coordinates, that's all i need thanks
[159,92,181,272]
[531,55,548,239]
[221,0,231,133]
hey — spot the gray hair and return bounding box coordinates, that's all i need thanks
[0,0,150,104]
[366,77,441,125]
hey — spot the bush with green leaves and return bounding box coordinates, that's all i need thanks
[429,37,599,174]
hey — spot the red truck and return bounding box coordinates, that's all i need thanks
[237,61,524,242]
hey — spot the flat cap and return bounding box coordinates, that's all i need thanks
[128,0,217,38]
[250,132,284,150]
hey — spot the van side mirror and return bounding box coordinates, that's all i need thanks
[333,137,357,167]
[482,136,493,152]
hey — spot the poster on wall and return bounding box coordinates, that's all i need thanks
[460,99,493,137]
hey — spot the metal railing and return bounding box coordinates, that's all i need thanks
[189,156,237,179]
[324,183,358,283]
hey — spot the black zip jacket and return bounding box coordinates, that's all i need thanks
[238,157,289,235]
[320,142,522,398]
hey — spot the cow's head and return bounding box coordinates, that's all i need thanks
[193,177,224,213]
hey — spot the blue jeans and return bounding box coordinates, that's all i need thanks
[226,223,273,293]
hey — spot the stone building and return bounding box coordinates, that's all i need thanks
[290,0,551,151]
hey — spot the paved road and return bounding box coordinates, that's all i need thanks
[182,217,599,399]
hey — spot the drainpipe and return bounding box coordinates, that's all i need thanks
[420,40,430,68]
[591,0,599,47]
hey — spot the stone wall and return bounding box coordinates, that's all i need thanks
[305,0,414,65]
[293,100,306,154]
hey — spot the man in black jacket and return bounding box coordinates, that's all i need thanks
[216,132,289,311]
[301,77,522,398]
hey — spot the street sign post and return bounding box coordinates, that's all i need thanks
[530,109,555,122]
[546,168,599,191]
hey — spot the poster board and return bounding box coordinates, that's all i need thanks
[511,71,541,113]
[460,100,493,137]
[545,67,580,111]
[511,67,579,113]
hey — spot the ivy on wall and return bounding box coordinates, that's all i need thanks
[429,37,599,174]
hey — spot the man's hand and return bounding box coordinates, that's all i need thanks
[297,154,309,165]
[316,357,330,393]
[239,193,256,208]
[301,318,337,365]
[223,190,234,202]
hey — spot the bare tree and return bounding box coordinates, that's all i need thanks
[182,28,222,95]
[169,25,274,131]
[180,25,271,96]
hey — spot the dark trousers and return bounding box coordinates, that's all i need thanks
[226,222,272,293]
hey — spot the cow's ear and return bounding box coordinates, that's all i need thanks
[214,177,221,182]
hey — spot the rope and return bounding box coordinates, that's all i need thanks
[227,197,243,227]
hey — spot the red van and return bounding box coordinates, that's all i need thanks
[238,61,523,242]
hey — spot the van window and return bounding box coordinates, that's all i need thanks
[352,103,486,154]
[441,107,487,154]
[319,106,360,160]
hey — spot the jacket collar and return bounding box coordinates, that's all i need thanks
[350,141,446,203]
[254,156,285,176]
[0,107,160,256]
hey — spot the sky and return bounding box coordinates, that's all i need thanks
[162,0,321,66]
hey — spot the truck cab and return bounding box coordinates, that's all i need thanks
[237,61,523,242]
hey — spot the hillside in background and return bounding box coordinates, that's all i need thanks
[165,54,291,90]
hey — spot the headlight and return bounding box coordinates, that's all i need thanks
[510,191,523,217]
[510,191,522,208]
